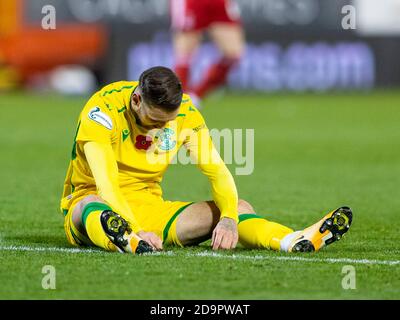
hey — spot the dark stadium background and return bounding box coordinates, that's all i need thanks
[1,0,400,92]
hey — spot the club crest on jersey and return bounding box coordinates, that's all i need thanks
[156,128,176,151]
[88,107,113,130]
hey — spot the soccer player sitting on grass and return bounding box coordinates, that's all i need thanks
[60,66,352,254]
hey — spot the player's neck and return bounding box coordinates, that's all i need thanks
[131,108,141,126]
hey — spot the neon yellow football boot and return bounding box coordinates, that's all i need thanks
[288,206,353,253]
[100,210,154,254]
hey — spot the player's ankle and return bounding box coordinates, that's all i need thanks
[280,231,301,252]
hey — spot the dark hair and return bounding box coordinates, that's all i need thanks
[139,66,183,111]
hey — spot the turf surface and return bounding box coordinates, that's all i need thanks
[0,90,399,299]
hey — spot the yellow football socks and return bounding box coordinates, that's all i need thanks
[81,202,117,252]
[238,214,294,251]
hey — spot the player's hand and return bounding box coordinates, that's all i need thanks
[211,217,238,250]
[137,231,163,251]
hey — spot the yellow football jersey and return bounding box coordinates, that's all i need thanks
[61,80,238,223]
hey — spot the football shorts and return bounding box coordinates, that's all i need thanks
[170,0,242,31]
[61,188,193,248]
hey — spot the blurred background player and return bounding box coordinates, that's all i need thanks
[170,0,245,106]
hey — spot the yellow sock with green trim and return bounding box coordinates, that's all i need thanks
[238,214,294,251]
[82,202,117,252]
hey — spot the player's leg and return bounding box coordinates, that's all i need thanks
[66,195,152,253]
[280,206,353,252]
[170,0,203,91]
[174,199,292,250]
[173,30,202,91]
[238,205,353,252]
[173,199,353,252]
[191,0,245,98]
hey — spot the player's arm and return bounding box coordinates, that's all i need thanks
[76,95,162,248]
[83,141,141,232]
[187,133,239,221]
[183,106,239,250]
[83,141,163,249]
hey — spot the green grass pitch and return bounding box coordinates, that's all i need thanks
[0,90,399,299]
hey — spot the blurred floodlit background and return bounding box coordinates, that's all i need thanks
[0,0,399,95]
[1,1,400,301]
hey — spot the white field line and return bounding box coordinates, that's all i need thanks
[191,251,400,266]
[0,245,399,266]
[0,245,103,254]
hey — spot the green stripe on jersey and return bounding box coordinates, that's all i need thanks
[71,121,81,160]
[102,85,134,96]
[118,106,127,113]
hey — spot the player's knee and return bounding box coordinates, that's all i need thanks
[76,195,104,211]
[238,199,255,214]
[221,55,241,68]
[176,201,219,246]
[72,195,105,226]
[221,41,244,62]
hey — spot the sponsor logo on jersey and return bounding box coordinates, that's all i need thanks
[88,107,113,130]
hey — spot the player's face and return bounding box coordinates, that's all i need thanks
[131,92,179,130]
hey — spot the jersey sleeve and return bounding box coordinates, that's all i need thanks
[76,93,118,144]
[84,141,143,233]
[182,99,239,222]
[182,101,207,135]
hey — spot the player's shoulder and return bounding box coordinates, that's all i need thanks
[178,93,206,130]
[98,80,139,98]
[179,93,202,115]
[83,80,138,114]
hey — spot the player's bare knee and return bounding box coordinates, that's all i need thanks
[176,201,219,246]
[223,48,244,62]
[72,195,105,227]
[75,195,104,213]
[238,199,255,214]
